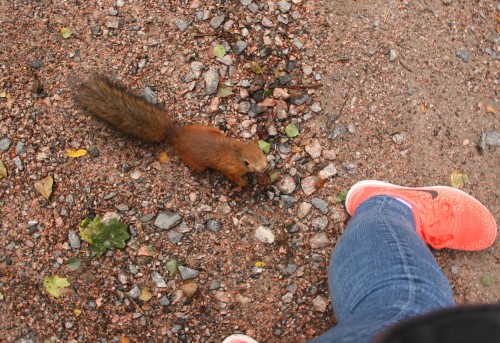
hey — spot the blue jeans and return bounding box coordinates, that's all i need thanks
[311,196,455,342]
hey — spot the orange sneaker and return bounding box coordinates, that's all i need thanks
[345,180,497,251]
[222,334,259,343]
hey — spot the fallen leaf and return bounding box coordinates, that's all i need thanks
[0,292,4,301]
[137,245,156,256]
[254,261,264,267]
[258,140,271,154]
[61,27,72,39]
[0,161,7,179]
[420,102,427,113]
[481,275,492,287]
[250,62,264,74]
[66,257,82,271]
[485,105,496,114]
[139,287,152,302]
[181,279,198,297]
[66,149,88,158]
[43,275,70,298]
[291,146,302,153]
[450,170,469,189]
[0,91,6,98]
[333,189,348,204]
[74,308,82,317]
[269,170,281,184]
[35,175,53,200]
[79,216,130,257]
[285,124,299,138]
[217,84,233,98]
[158,151,169,164]
[166,259,178,276]
[120,336,131,343]
[6,94,14,109]
[213,44,226,58]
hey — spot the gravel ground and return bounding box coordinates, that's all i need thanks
[1,0,499,342]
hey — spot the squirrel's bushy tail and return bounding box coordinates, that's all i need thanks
[75,75,174,142]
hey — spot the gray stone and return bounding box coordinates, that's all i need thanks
[206,219,221,233]
[248,104,265,117]
[15,141,25,155]
[456,49,469,63]
[209,279,221,291]
[27,59,43,69]
[159,295,170,306]
[233,40,248,55]
[311,198,329,213]
[281,195,297,209]
[0,138,12,151]
[286,283,298,294]
[210,15,225,29]
[138,58,147,69]
[283,263,297,275]
[12,156,24,171]
[167,231,184,244]
[255,226,275,244]
[154,211,182,230]
[318,164,337,179]
[89,147,99,157]
[328,126,349,140]
[392,132,407,145]
[240,0,252,5]
[289,93,309,105]
[310,232,330,249]
[342,162,358,175]
[103,192,117,200]
[140,87,158,104]
[204,66,219,95]
[151,271,167,288]
[108,7,118,16]
[479,131,500,149]
[178,266,199,280]
[128,264,138,275]
[127,285,141,299]
[105,18,120,29]
[247,2,259,13]
[277,174,296,194]
[238,101,251,114]
[140,213,154,222]
[312,216,329,230]
[278,0,292,13]
[175,18,188,32]
[68,230,81,249]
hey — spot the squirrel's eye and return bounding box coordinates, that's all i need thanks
[244,160,250,166]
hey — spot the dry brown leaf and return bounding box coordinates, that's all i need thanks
[485,105,496,114]
[181,279,198,297]
[34,175,53,200]
[158,151,169,164]
[420,103,427,113]
[137,245,156,256]
[291,146,302,153]
[120,336,131,343]
[139,287,152,302]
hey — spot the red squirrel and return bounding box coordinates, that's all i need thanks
[75,75,268,186]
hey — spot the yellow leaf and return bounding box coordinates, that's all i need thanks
[66,149,88,158]
[43,275,70,298]
[35,175,53,200]
[120,336,131,343]
[0,161,7,180]
[485,105,496,114]
[254,261,265,267]
[0,91,6,98]
[139,287,152,302]
[450,170,469,189]
[181,279,198,297]
[137,245,156,256]
[158,151,169,164]
[420,103,427,113]
[61,27,72,39]
[74,308,82,317]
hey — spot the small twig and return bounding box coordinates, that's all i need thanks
[399,59,413,72]
[127,295,145,315]
[278,83,323,90]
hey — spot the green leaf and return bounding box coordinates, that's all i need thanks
[66,257,82,271]
[217,84,233,98]
[61,27,72,39]
[79,216,130,257]
[213,44,226,58]
[250,62,263,74]
[481,275,492,287]
[258,140,271,154]
[43,275,70,298]
[333,189,348,204]
[285,124,299,138]
[166,259,178,276]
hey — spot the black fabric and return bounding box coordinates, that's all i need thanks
[375,304,500,343]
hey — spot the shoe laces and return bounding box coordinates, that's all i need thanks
[416,200,456,249]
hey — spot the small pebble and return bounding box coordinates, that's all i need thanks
[151,271,167,288]
[13,156,24,171]
[456,49,469,63]
[283,263,298,275]
[154,211,182,230]
[312,295,329,312]
[209,279,221,291]
[204,66,219,95]
[311,198,329,213]
[255,226,275,244]
[310,233,330,249]
[68,230,81,249]
[233,40,248,55]
[301,176,318,196]
[140,87,158,104]
[281,195,297,209]
[159,296,170,306]
[27,59,43,69]
[210,15,225,29]
[167,231,184,244]
[178,266,200,280]
[0,138,12,151]
[277,174,296,194]
[206,219,221,233]
[392,132,407,145]
[127,285,141,299]
[175,19,188,32]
